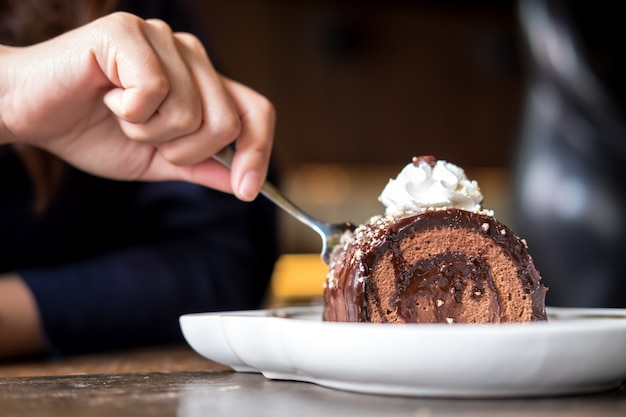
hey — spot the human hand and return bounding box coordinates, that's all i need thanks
[0,12,274,201]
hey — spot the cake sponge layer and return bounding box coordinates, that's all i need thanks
[323,209,547,324]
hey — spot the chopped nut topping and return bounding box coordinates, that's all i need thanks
[436,299,444,307]
[481,223,490,232]
[445,317,454,324]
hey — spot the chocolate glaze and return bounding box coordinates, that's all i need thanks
[323,208,548,323]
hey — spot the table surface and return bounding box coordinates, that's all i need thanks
[1,344,625,417]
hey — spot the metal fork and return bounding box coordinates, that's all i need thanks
[213,147,355,264]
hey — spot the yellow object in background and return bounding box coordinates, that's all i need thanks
[267,254,328,307]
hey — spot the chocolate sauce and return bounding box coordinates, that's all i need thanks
[383,252,503,323]
[323,209,548,323]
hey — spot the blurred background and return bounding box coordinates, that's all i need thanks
[187,0,522,254]
[186,0,626,308]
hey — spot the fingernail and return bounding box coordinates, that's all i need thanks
[239,172,260,201]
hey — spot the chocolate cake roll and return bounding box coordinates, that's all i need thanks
[323,156,547,324]
[323,208,548,323]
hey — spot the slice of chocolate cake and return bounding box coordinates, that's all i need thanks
[323,156,547,324]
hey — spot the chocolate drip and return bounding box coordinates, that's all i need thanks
[391,252,502,323]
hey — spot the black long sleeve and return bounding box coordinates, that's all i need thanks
[1,145,276,355]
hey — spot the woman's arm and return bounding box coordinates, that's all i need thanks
[8,181,277,357]
[0,274,46,359]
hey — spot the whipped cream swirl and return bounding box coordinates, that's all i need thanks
[379,156,483,216]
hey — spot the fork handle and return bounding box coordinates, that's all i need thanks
[212,147,326,237]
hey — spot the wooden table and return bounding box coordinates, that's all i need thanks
[1,344,625,417]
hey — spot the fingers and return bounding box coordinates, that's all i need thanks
[103,17,244,165]
[155,32,241,166]
[96,13,274,200]
[98,14,169,123]
[102,16,204,142]
[151,78,275,202]
[145,35,274,201]
[221,77,275,201]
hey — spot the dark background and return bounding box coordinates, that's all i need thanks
[180,0,626,308]
[185,0,524,252]
[187,0,523,170]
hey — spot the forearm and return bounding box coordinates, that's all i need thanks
[0,273,47,359]
[18,230,271,356]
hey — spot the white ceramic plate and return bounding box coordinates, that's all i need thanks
[179,305,626,398]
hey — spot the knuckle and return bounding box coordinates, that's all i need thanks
[171,106,203,135]
[145,18,173,34]
[258,95,276,124]
[142,75,170,107]
[209,112,241,143]
[102,11,143,33]
[175,32,204,53]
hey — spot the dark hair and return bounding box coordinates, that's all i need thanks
[0,0,119,212]
[0,0,119,46]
